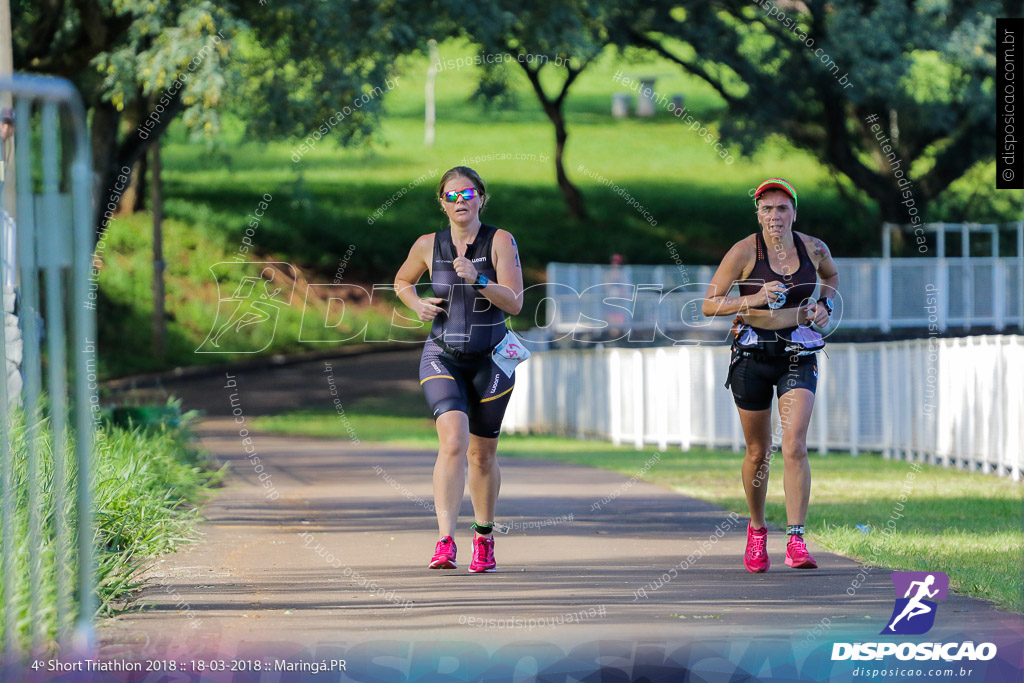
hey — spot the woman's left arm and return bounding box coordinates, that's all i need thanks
[807,235,839,327]
[482,229,524,315]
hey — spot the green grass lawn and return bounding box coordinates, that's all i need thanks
[251,390,1024,613]
[158,41,865,287]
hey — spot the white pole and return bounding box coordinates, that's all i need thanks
[1017,222,1023,326]
[848,345,859,456]
[425,39,438,146]
[678,346,691,451]
[730,398,741,452]
[656,348,668,452]
[881,344,892,458]
[962,223,972,331]
[817,349,828,455]
[879,259,891,333]
[633,350,645,450]
[610,349,622,445]
[704,347,716,449]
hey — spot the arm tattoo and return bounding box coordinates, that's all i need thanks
[812,239,828,258]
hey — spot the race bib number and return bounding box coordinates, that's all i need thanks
[491,329,531,378]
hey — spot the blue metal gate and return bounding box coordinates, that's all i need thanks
[0,75,97,658]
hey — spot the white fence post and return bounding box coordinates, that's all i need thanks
[962,225,974,331]
[1018,223,1024,326]
[937,257,949,333]
[678,346,692,451]
[881,344,892,459]
[610,349,622,446]
[994,259,1006,332]
[632,349,645,450]
[731,400,741,452]
[656,348,669,452]
[817,349,828,455]
[879,259,892,333]
[704,347,716,449]
[1005,336,1018,480]
[848,345,859,456]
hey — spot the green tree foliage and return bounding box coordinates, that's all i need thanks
[621,0,1011,223]
[13,0,428,239]
[440,0,616,219]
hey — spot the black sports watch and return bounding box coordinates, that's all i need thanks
[473,274,489,290]
[817,297,834,315]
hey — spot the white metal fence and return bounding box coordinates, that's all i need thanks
[502,335,1024,481]
[545,255,1024,336]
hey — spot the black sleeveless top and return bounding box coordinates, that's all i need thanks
[738,231,818,310]
[429,224,507,354]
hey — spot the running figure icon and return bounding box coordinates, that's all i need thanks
[888,574,939,631]
[209,267,282,348]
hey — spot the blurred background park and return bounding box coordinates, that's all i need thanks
[2,0,1022,659]
[11,0,1022,377]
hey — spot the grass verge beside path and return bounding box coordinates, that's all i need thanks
[251,392,1024,612]
[0,400,226,652]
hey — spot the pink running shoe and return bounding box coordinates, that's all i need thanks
[429,536,458,569]
[469,535,497,573]
[785,534,818,568]
[744,523,770,573]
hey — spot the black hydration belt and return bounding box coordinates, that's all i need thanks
[724,342,821,389]
[725,344,789,389]
[428,335,495,362]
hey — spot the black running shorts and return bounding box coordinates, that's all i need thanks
[419,339,515,437]
[728,351,818,411]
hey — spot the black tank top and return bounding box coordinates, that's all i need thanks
[738,232,817,310]
[429,224,507,353]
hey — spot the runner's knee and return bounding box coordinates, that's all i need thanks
[782,438,808,461]
[467,446,497,469]
[744,442,771,464]
[437,431,469,458]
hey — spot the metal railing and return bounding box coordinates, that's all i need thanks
[502,336,1023,481]
[0,75,97,658]
[544,243,1024,337]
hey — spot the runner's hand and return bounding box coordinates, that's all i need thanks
[759,280,786,307]
[453,256,478,283]
[417,297,445,321]
[810,302,830,328]
[797,302,817,326]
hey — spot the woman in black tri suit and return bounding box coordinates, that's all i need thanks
[394,166,523,574]
[702,178,838,574]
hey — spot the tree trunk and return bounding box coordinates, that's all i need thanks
[518,62,588,220]
[150,140,165,362]
[117,91,149,213]
[93,90,184,244]
[90,101,121,241]
[550,107,586,220]
[118,154,147,214]
[875,184,922,226]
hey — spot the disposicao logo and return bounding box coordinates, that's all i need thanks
[831,571,997,662]
[882,571,948,635]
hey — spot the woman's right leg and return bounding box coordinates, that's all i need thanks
[433,410,470,537]
[738,407,773,528]
[731,356,777,528]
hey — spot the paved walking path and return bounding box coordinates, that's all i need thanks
[95,350,1024,679]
